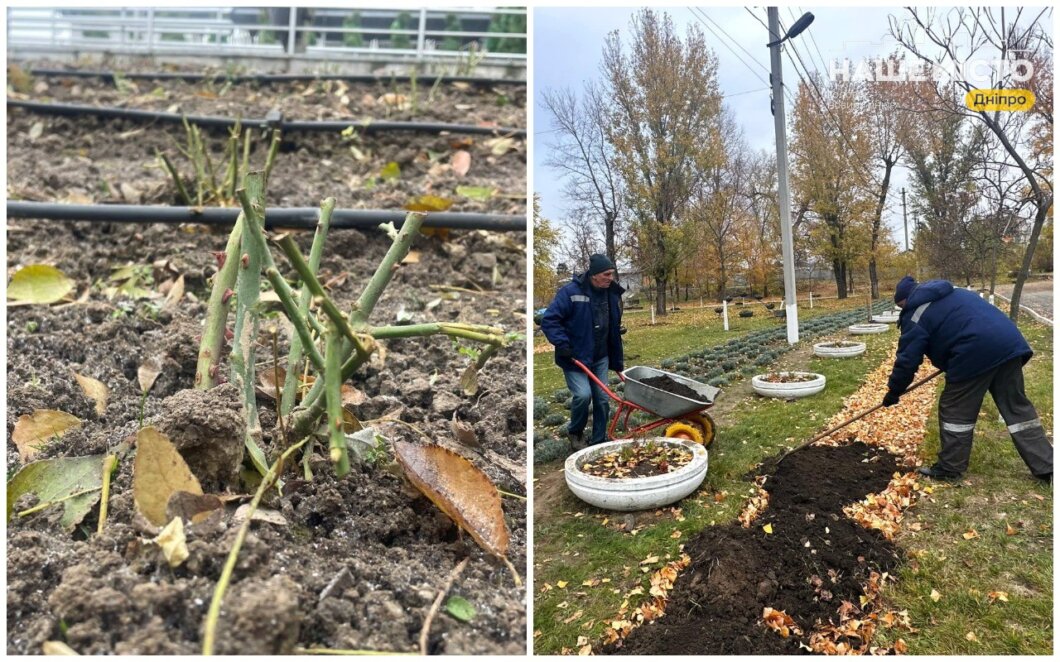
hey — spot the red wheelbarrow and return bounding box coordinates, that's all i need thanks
[572,359,721,445]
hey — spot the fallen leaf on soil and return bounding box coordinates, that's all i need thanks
[445,595,476,622]
[930,589,942,602]
[762,607,803,638]
[404,195,454,212]
[341,384,367,406]
[73,373,108,417]
[6,454,104,529]
[459,364,479,396]
[1005,523,1018,536]
[133,426,203,527]
[163,274,185,309]
[762,523,773,534]
[380,161,401,180]
[7,264,75,304]
[965,631,978,642]
[393,442,510,560]
[556,580,568,588]
[450,415,479,447]
[41,641,78,655]
[12,409,82,462]
[456,185,496,202]
[151,516,190,567]
[451,150,472,177]
[987,591,1009,603]
[165,490,222,525]
[962,529,979,540]
[28,121,44,140]
[137,356,163,394]
[402,250,421,264]
[486,136,516,156]
[233,504,288,526]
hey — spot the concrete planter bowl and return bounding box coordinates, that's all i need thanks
[813,341,866,358]
[871,311,901,324]
[751,371,826,398]
[564,438,708,512]
[848,323,890,335]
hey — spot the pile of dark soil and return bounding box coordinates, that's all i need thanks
[6,213,527,653]
[639,375,703,401]
[606,443,900,655]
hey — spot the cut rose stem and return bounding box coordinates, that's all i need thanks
[281,197,334,417]
[195,213,244,390]
[324,320,350,477]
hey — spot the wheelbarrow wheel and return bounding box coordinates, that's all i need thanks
[681,413,716,447]
[664,421,703,444]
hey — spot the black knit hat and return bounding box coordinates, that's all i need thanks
[894,275,917,304]
[588,253,615,276]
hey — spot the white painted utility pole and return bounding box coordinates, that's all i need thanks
[767,7,812,344]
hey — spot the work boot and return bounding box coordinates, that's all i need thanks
[567,430,587,451]
[918,465,961,481]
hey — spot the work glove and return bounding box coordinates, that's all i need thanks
[555,346,574,369]
[882,390,901,407]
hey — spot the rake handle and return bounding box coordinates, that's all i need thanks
[783,369,943,457]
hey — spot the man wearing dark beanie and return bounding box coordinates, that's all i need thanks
[883,276,1052,481]
[541,253,625,450]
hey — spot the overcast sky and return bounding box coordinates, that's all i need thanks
[533,5,962,252]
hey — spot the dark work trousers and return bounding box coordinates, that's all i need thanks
[936,357,1053,476]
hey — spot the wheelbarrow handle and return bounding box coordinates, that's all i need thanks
[571,359,623,401]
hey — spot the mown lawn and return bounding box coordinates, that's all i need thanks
[532,316,1053,655]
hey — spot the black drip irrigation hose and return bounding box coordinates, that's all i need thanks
[29,68,527,87]
[7,100,526,138]
[8,201,527,232]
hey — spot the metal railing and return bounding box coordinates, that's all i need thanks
[6,6,527,63]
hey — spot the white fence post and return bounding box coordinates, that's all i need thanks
[416,8,427,59]
[146,7,154,52]
[287,6,297,55]
[723,300,729,331]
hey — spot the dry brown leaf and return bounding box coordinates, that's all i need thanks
[401,250,421,264]
[962,529,979,540]
[394,441,509,558]
[12,409,82,462]
[138,356,163,394]
[151,516,189,568]
[1005,523,1019,536]
[450,415,479,447]
[451,150,472,177]
[133,426,203,526]
[965,631,978,642]
[73,372,108,417]
[163,274,185,309]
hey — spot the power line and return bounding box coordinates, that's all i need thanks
[689,7,769,88]
[793,6,831,76]
[699,8,770,76]
[741,6,797,107]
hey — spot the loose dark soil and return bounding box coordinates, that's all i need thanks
[639,375,703,402]
[605,443,901,655]
[7,69,527,653]
[760,372,818,384]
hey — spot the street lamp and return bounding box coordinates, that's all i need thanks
[767,8,813,345]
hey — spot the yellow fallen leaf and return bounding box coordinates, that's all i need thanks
[138,356,163,394]
[965,631,978,642]
[41,641,79,655]
[1005,523,1018,536]
[556,580,568,589]
[987,591,1009,603]
[133,426,203,526]
[641,555,660,565]
[763,523,774,534]
[163,274,185,309]
[962,529,979,540]
[151,516,189,568]
[73,373,109,417]
[12,409,82,462]
[930,589,942,602]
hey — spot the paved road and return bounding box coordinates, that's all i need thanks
[994,280,1053,321]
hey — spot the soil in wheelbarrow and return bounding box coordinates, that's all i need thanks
[605,442,901,655]
[6,217,527,654]
[639,375,704,402]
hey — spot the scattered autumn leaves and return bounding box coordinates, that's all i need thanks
[580,441,694,479]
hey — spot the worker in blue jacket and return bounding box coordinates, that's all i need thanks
[541,254,625,450]
[883,276,1052,481]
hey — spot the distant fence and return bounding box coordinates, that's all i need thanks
[6,6,527,66]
